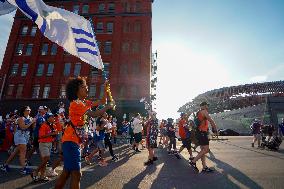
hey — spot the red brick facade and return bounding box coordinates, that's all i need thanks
[0,0,153,119]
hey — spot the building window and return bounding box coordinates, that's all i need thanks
[31,85,40,98]
[90,67,99,77]
[59,84,66,98]
[123,2,130,12]
[131,86,138,97]
[41,43,48,55]
[42,84,51,98]
[132,41,140,53]
[122,42,129,53]
[21,26,28,36]
[7,84,15,96]
[99,84,104,98]
[15,43,24,55]
[104,41,112,54]
[16,84,24,98]
[108,3,115,13]
[132,60,140,74]
[64,63,71,76]
[74,63,81,76]
[82,4,89,14]
[98,3,105,13]
[107,22,113,33]
[51,44,57,55]
[123,22,130,32]
[73,5,80,14]
[119,86,126,98]
[89,85,96,97]
[96,22,103,33]
[21,63,28,76]
[36,64,44,76]
[25,43,33,56]
[120,64,128,75]
[104,63,110,79]
[30,26,37,36]
[47,64,54,76]
[135,1,142,12]
[134,21,141,32]
[10,64,19,76]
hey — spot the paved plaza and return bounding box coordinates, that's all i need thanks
[0,136,283,189]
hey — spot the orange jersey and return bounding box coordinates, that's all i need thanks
[38,122,55,143]
[197,111,208,132]
[62,99,92,144]
[178,119,187,139]
[53,116,63,132]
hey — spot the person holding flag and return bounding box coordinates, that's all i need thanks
[55,77,113,189]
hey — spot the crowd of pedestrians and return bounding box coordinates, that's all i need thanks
[0,78,222,188]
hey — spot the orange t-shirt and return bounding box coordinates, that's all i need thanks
[197,111,209,132]
[62,99,92,144]
[178,119,187,139]
[53,116,63,132]
[38,122,55,143]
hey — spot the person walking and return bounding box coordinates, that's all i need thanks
[0,106,36,175]
[132,113,143,153]
[250,119,262,148]
[55,77,112,189]
[189,102,218,173]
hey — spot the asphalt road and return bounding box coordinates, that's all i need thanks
[0,136,284,189]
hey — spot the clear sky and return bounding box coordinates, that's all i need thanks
[1,0,284,119]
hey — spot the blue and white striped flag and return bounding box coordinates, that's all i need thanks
[6,0,104,69]
[0,0,16,15]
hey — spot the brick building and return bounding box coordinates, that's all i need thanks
[0,0,154,120]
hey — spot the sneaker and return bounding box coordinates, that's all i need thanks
[189,161,199,172]
[251,143,254,147]
[98,161,108,167]
[135,149,141,153]
[189,157,195,161]
[201,167,214,173]
[20,167,32,175]
[85,156,93,165]
[112,155,118,161]
[0,164,10,172]
[153,157,158,161]
[174,153,181,159]
[46,168,58,177]
[144,159,153,166]
[168,151,173,155]
[39,176,50,182]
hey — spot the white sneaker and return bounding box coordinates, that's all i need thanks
[46,168,58,177]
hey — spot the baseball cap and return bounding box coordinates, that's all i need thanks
[38,106,44,110]
[200,101,209,107]
[45,112,54,120]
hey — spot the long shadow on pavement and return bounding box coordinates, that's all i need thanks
[18,144,134,189]
[206,151,262,189]
[123,146,247,189]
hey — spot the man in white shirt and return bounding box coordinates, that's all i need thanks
[132,113,143,153]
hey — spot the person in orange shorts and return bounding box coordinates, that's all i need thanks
[55,77,113,189]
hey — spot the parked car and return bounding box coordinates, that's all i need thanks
[218,129,240,136]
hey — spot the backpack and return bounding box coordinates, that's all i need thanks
[193,110,202,129]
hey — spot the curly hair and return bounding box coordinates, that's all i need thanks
[19,106,30,117]
[66,77,87,101]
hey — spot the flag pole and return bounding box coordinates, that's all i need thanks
[89,18,116,110]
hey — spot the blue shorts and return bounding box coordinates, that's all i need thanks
[62,141,81,171]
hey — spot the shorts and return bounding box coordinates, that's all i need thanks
[134,132,142,143]
[62,141,81,171]
[56,132,63,142]
[94,140,105,150]
[160,128,167,136]
[253,134,261,140]
[33,137,39,149]
[181,138,192,149]
[197,131,209,146]
[39,142,52,157]
[14,131,29,145]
